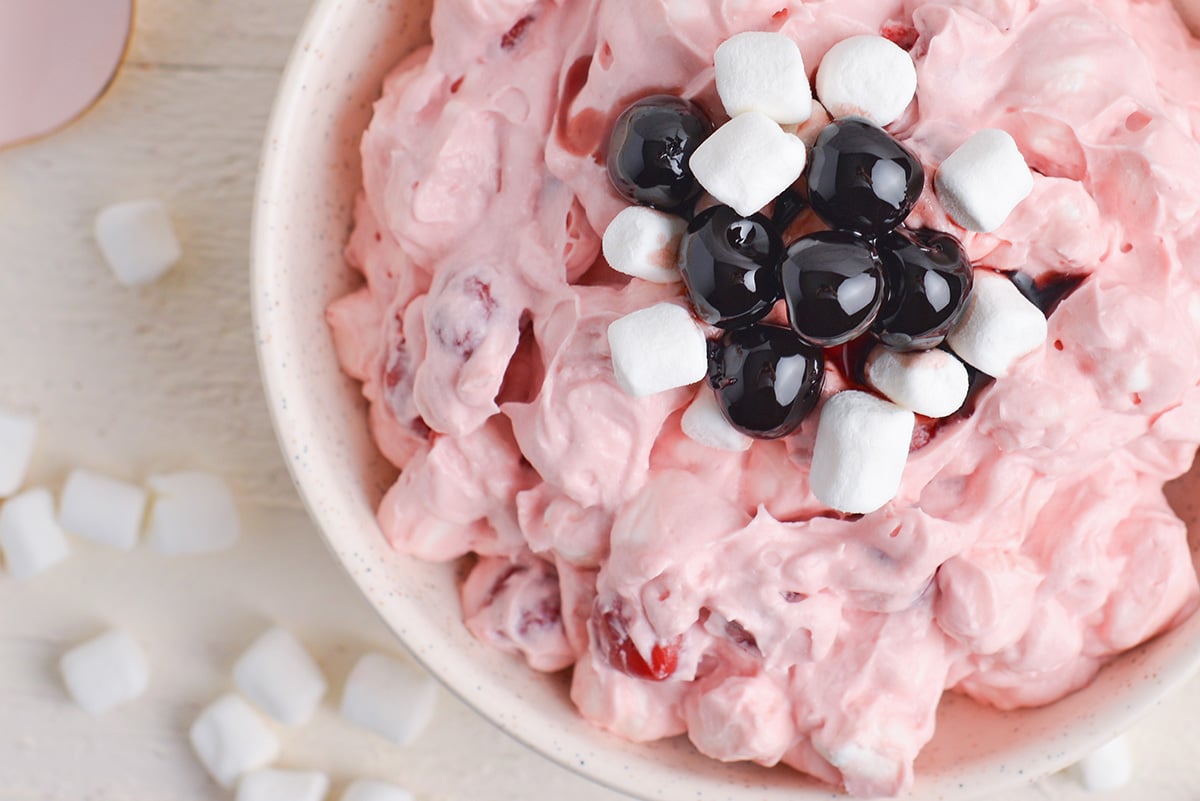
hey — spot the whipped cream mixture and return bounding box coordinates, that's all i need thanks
[328,0,1200,794]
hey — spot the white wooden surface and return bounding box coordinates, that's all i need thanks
[0,2,1198,799]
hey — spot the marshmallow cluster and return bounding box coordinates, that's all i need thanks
[183,629,432,791]
[935,129,1034,233]
[94,199,182,287]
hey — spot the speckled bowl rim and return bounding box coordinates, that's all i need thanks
[251,1,1200,799]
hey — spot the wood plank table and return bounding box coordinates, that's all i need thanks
[1,2,1198,798]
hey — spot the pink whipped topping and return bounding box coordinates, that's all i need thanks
[328,0,1200,795]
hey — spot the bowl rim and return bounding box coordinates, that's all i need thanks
[250,2,1200,799]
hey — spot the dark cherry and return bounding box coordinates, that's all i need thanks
[874,228,974,351]
[678,205,783,329]
[707,325,825,439]
[780,230,885,347]
[807,118,925,236]
[607,95,712,211]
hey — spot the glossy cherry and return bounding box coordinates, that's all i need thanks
[874,228,974,351]
[807,118,925,236]
[707,325,825,439]
[607,95,712,211]
[678,205,783,329]
[780,230,885,347]
[594,602,679,681]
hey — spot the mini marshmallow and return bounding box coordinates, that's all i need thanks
[60,629,149,715]
[815,35,917,127]
[94,199,182,287]
[341,780,416,801]
[714,31,813,125]
[865,347,969,419]
[1073,735,1133,792]
[947,271,1048,378]
[0,409,37,497]
[59,468,147,550]
[602,207,686,284]
[810,391,915,515]
[935,129,1033,233]
[0,488,70,579]
[681,389,752,452]
[233,627,327,726]
[607,303,708,398]
[236,769,330,801]
[190,694,281,789]
[340,653,438,746]
[145,471,239,555]
[690,111,808,217]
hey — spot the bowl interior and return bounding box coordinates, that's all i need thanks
[251,2,1200,799]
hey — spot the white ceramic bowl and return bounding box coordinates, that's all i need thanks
[251,2,1200,798]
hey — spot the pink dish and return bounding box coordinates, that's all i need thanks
[253,1,1200,798]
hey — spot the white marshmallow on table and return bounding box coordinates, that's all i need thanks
[0,409,37,497]
[815,35,917,127]
[0,488,71,579]
[810,391,915,515]
[145,471,240,555]
[865,347,969,419]
[1073,735,1133,792]
[58,468,147,550]
[233,626,327,726]
[935,129,1034,233]
[94,199,182,287]
[602,207,686,284]
[190,694,281,789]
[690,111,808,217]
[714,31,813,125]
[236,769,330,801]
[681,388,752,452]
[947,271,1047,378]
[340,653,438,746]
[60,629,149,715]
[341,779,416,801]
[608,303,708,398]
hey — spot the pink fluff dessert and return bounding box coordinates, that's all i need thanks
[327,0,1200,796]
